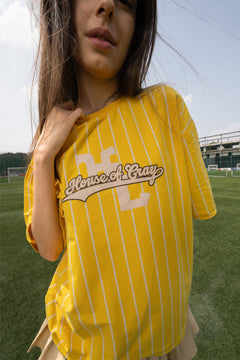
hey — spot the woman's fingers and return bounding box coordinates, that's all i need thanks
[35,104,83,159]
[68,107,83,122]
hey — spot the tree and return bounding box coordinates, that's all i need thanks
[0,153,29,176]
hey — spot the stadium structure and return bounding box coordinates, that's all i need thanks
[199,130,240,176]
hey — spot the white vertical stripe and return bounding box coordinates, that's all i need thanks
[45,299,55,308]
[56,340,64,348]
[77,123,112,360]
[63,155,95,360]
[183,138,212,217]
[190,130,213,195]
[47,313,57,321]
[162,87,190,336]
[60,250,67,262]
[178,95,192,135]
[50,327,58,334]
[160,89,186,273]
[178,97,214,217]
[59,315,64,335]
[181,116,192,134]
[178,97,184,118]
[127,99,167,351]
[118,106,153,355]
[60,293,70,310]
[83,202,106,360]
[96,118,128,360]
[142,90,176,346]
[107,113,142,358]
[65,304,73,332]
[48,283,57,290]
[191,199,200,219]
[55,280,69,298]
[59,267,68,277]
[80,338,84,360]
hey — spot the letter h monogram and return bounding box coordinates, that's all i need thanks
[75,147,150,210]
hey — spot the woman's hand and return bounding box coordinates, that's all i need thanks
[35,101,83,160]
[31,101,83,261]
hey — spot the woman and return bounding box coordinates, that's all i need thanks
[24,1,216,359]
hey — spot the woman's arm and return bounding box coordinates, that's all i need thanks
[31,102,82,261]
[32,152,63,261]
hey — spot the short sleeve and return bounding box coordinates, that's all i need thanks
[23,159,67,252]
[177,95,217,220]
[24,160,37,251]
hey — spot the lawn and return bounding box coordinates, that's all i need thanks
[0,176,239,359]
[190,176,240,359]
[0,180,56,360]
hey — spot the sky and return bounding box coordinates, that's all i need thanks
[0,0,239,153]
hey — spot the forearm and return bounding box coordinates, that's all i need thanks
[29,103,82,260]
[32,151,64,261]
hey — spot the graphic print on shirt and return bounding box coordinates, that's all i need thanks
[63,147,164,210]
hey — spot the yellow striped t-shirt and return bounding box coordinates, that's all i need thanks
[24,85,216,360]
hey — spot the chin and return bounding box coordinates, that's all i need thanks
[78,52,122,81]
[82,64,119,81]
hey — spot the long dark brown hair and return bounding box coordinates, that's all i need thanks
[31,0,157,148]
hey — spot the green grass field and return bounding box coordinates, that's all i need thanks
[0,176,239,359]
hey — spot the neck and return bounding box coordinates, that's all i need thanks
[76,71,120,116]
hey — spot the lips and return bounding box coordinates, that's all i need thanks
[86,27,116,46]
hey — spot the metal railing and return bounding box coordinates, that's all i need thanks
[199,130,240,147]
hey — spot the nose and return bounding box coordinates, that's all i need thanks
[96,0,114,19]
